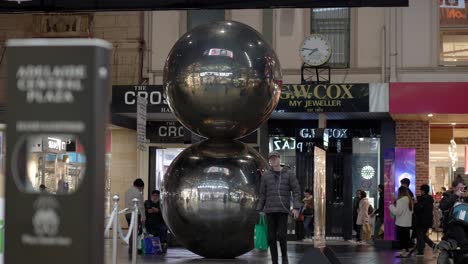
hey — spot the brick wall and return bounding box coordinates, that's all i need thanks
[0,12,143,105]
[395,120,430,195]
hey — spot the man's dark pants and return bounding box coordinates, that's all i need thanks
[266,212,289,264]
[416,226,435,254]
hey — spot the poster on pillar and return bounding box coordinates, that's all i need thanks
[4,39,111,264]
[275,83,369,113]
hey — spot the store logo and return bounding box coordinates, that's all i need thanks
[47,137,66,152]
[361,165,375,180]
[33,198,60,236]
[123,86,168,107]
[21,196,72,246]
[299,128,348,139]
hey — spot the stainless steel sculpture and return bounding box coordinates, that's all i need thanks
[163,21,282,139]
[162,140,268,258]
[162,21,282,259]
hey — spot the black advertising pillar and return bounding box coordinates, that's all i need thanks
[4,39,111,263]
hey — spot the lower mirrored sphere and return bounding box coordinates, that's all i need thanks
[161,139,268,258]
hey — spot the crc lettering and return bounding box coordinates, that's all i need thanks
[124,91,167,105]
[281,84,355,100]
[159,126,184,137]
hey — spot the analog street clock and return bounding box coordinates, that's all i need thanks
[299,34,332,66]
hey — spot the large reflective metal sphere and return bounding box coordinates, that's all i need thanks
[164,21,282,139]
[161,139,268,258]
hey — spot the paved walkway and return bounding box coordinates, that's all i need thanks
[104,240,440,264]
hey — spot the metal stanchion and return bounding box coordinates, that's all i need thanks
[132,198,139,264]
[112,195,119,264]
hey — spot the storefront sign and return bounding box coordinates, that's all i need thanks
[147,121,259,144]
[298,128,349,139]
[0,0,409,12]
[112,85,171,113]
[5,39,111,263]
[45,137,67,153]
[276,84,369,113]
[147,121,185,144]
[270,137,313,153]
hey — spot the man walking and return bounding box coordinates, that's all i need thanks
[414,184,436,256]
[125,178,146,255]
[257,151,302,264]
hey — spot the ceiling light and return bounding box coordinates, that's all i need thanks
[452,123,457,126]
[427,113,433,117]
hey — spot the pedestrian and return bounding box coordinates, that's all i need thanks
[414,184,436,256]
[370,184,384,240]
[302,189,313,242]
[144,190,168,254]
[356,190,370,243]
[400,178,415,200]
[39,184,47,193]
[400,178,416,247]
[125,178,146,255]
[257,151,302,264]
[353,190,362,240]
[389,186,414,257]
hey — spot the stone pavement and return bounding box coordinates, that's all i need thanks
[104,240,440,264]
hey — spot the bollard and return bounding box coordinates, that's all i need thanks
[132,198,139,264]
[112,195,119,264]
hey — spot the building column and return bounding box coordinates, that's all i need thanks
[395,120,430,195]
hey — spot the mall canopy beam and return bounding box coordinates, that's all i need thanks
[1,0,409,12]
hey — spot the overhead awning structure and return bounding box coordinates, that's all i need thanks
[1,0,409,12]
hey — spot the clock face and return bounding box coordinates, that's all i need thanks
[299,34,332,66]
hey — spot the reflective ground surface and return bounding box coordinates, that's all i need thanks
[104,240,440,264]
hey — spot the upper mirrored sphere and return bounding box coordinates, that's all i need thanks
[164,21,282,139]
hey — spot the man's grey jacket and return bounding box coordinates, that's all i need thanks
[256,167,302,214]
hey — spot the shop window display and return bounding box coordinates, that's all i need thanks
[13,134,86,195]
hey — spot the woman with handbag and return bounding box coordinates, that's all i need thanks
[356,190,370,244]
[389,186,414,258]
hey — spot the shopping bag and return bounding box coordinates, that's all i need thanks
[139,235,145,254]
[144,236,163,255]
[254,214,268,251]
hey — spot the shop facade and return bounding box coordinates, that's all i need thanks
[265,83,392,240]
[390,82,468,196]
[111,82,393,240]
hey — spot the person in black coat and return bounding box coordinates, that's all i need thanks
[371,184,384,239]
[414,184,436,256]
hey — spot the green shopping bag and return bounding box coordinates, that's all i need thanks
[254,214,268,251]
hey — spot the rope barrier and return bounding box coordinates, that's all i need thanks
[104,194,139,264]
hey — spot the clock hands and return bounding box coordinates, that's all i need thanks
[301,47,319,56]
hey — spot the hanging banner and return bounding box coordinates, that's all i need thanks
[276,83,369,113]
[137,95,147,151]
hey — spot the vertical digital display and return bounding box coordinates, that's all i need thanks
[383,148,416,241]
